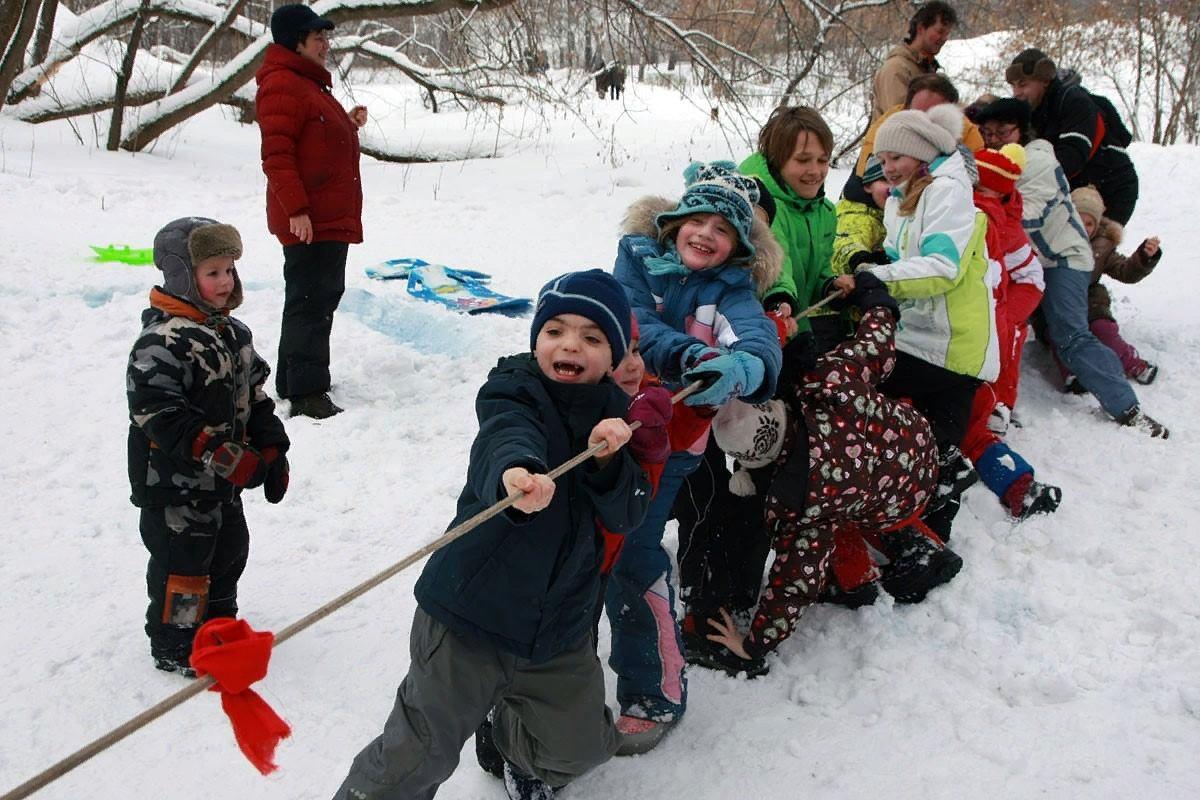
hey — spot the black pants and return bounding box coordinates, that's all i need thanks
[140,498,249,659]
[1084,164,1139,226]
[877,351,980,453]
[674,437,772,621]
[277,240,348,399]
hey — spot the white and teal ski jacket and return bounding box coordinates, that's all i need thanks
[864,150,1000,382]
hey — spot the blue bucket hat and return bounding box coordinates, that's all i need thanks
[655,161,760,260]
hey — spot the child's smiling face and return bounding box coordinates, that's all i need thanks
[611,337,645,396]
[194,255,236,309]
[534,313,612,385]
[675,213,737,271]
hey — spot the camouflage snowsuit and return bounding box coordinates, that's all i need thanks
[127,289,288,661]
[744,308,938,659]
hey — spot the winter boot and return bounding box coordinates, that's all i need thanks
[930,445,978,512]
[503,761,556,800]
[615,715,678,756]
[289,392,344,420]
[1132,363,1159,385]
[818,578,880,608]
[1117,406,1169,439]
[879,527,963,604]
[475,708,505,779]
[153,654,197,678]
[1001,473,1063,520]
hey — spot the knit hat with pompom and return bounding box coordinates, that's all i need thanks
[874,104,964,164]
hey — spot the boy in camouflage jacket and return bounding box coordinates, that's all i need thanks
[127,217,289,675]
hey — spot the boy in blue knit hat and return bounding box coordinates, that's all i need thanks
[606,161,783,752]
[334,269,652,800]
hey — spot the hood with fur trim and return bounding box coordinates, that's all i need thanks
[620,195,783,297]
[1093,216,1124,246]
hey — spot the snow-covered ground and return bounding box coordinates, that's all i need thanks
[1,35,1198,800]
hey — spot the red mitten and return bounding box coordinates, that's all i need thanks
[193,429,267,488]
[626,386,673,464]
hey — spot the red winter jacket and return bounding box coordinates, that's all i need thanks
[255,44,363,246]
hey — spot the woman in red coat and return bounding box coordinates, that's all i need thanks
[257,4,366,419]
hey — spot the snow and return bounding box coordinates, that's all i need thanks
[2,34,1199,800]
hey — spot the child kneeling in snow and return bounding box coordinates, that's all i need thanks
[705,276,961,670]
[127,217,290,677]
[334,270,651,800]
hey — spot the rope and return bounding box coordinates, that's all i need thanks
[0,379,705,800]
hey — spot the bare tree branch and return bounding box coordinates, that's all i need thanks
[169,0,250,94]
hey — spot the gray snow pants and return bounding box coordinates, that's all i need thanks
[332,608,619,800]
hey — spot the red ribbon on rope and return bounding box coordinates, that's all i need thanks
[190,618,292,775]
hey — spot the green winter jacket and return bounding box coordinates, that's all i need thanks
[738,153,836,331]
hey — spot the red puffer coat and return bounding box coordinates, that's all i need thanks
[255,44,363,246]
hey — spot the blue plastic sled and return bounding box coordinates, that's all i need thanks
[364,258,530,316]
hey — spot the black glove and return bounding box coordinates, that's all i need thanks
[847,272,901,321]
[761,290,799,314]
[848,250,891,270]
[261,447,289,504]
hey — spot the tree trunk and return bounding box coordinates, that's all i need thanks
[30,0,58,66]
[107,0,151,151]
[0,0,39,104]
[169,0,249,94]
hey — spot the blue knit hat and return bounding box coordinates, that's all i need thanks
[530,270,632,368]
[862,154,885,185]
[655,161,760,259]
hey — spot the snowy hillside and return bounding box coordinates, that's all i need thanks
[1,35,1198,800]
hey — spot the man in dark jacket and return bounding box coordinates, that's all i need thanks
[257,4,367,419]
[1007,48,1139,225]
[334,271,652,800]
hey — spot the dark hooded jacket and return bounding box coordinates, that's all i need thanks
[414,354,651,663]
[1031,70,1136,194]
[127,219,288,507]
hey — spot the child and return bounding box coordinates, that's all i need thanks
[849,104,999,542]
[335,270,650,800]
[961,145,1062,519]
[127,217,290,676]
[704,276,960,669]
[973,97,1168,437]
[832,154,892,275]
[1072,185,1162,384]
[609,161,782,747]
[738,105,842,358]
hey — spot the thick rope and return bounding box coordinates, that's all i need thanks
[3,292,841,800]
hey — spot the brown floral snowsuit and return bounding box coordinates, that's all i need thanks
[744,308,938,658]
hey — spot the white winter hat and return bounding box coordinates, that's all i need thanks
[711,399,787,469]
[874,104,964,164]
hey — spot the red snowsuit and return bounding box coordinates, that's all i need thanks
[961,191,1044,463]
[255,44,363,246]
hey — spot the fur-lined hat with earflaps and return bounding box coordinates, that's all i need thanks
[1006,49,1057,85]
[620,196,783,298]
[153,217,245,312]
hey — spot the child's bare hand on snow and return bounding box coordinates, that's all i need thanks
[588,418,632,465]
[502,467,555,513]
[706,608,753,660]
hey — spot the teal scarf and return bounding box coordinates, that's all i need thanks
[644,247,691,276]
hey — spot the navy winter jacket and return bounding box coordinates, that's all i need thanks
[414,354,651,662]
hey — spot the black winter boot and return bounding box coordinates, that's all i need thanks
[503,761,556,800]
[289,392,344,419]
[475,708,505,779]
[879,527,963,604]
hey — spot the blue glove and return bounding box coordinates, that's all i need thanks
[682,351,765,407]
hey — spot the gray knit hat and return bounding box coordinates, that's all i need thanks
[874,104,963,164]
[153,217,244,311]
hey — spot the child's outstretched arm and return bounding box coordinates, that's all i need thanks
[581,415,652,535]
[502,467,555,513]
[468,378,551,513]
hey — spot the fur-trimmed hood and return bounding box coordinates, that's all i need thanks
[620,195,783,297]
[1093,216,1124,245]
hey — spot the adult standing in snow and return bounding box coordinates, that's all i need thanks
[871,1,958,121]
[1005,49,1139,225]
[974,98,1167,437]
[256,4,366,419]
